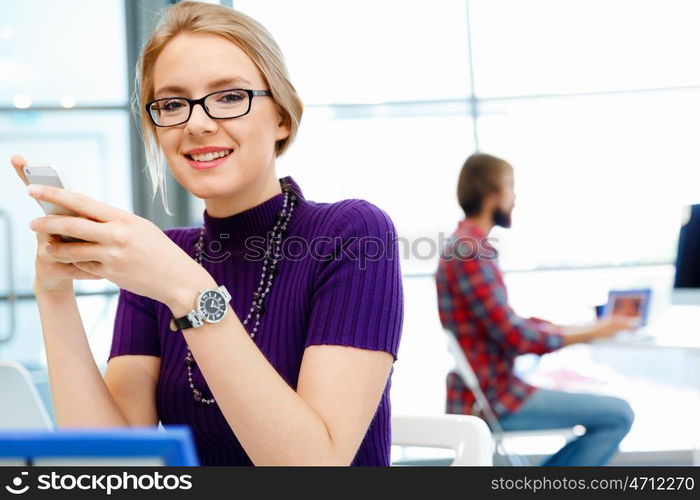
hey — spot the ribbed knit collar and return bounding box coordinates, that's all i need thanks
[200,176,304,254]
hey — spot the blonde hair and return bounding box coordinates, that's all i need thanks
[132,1,304,215]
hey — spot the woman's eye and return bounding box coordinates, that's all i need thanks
[160,100,184,112]
[219,92,244,103]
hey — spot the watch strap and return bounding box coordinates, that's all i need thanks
[170,309,204,331]
[170,285,230,331]
[218,284,232,303]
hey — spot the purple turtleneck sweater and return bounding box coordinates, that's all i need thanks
[108,176,404,466]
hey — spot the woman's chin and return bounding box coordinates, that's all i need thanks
[188,183,233,200]
[172,168,219,192]
[186,175,250,200]
[172,160,259,199]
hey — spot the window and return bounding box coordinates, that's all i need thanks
[230,0,700,271]
[227,0,474,274]
[0,1,127,106]
[235,0,470,104]
[478,90,700,269]
[469,0,700,97]
[0,0,129,367]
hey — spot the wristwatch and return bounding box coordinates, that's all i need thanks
[169,285,231,331]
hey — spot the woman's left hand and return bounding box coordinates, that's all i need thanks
[27,183,211,306]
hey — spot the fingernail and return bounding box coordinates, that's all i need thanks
[29,218,38,230]
[45,242,53,252]
[27,184,42,196]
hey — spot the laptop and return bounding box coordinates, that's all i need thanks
[602,288,652,327]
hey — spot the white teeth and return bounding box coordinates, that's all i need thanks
[190,150,232,162]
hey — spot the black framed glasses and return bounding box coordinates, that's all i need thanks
[145,88,272,127]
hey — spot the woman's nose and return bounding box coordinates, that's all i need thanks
[185,103,218,134]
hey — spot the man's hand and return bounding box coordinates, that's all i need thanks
[590,315,641,339]
[559,316,641,346]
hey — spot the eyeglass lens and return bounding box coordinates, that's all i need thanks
[150,89,250,126]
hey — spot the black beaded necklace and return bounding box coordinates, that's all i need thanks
[185,179,297,404]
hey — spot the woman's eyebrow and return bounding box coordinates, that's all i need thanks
[154,76,253,97]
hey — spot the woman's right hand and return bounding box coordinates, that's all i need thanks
[10,154,102,295]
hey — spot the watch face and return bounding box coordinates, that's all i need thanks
[197,290,227,323]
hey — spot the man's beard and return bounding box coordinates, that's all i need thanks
[493,207,512,228]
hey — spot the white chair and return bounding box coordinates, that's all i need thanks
[0,361,53,430]
[0,361,54,465]
[443,329,582,465]
[392,414,493,465]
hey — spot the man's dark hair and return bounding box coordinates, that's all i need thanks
[457,153,513,217]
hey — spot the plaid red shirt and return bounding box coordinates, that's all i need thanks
[435,218,564,417]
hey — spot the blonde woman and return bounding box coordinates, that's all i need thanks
[11,1,403,466]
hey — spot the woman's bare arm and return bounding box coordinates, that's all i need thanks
[14,154,159,428]
[170,274,394,466]
[35,284,157,427]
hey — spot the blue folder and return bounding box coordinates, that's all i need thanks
[0,425,198,466]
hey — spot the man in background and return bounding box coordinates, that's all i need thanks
[436,153,637,466]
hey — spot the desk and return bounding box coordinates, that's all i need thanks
[594,324,700,463]
[594,303,700,383]
[595,322,700,381]
[600,328,700,350]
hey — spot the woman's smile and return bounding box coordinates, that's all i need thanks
[185,149,234,170]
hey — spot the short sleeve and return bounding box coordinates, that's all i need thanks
[108,287,161,361]
[304,200,404,361]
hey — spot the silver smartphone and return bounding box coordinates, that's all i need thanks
[23,163,89,243]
